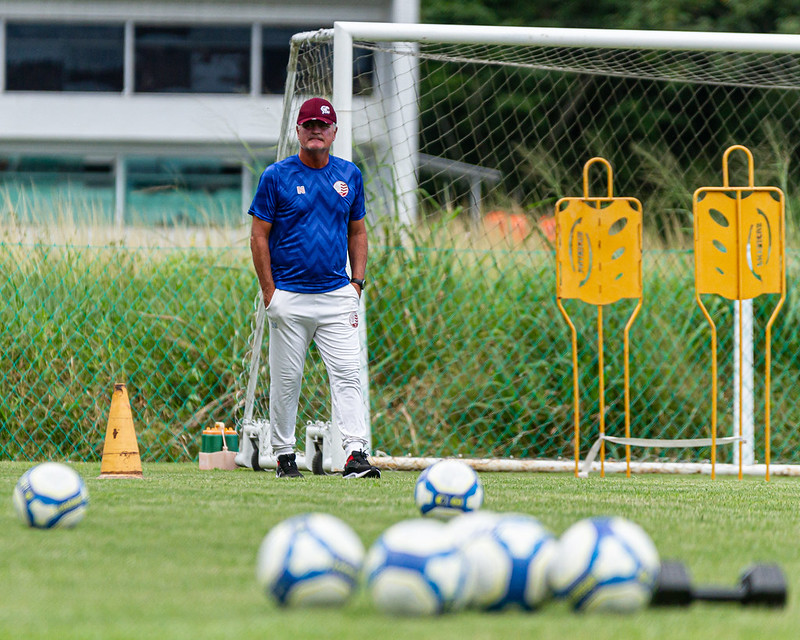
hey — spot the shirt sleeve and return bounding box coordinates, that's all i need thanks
[350,167,367,222]
[248,166,278,222]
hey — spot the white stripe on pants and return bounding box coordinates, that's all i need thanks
[266,284,367,456]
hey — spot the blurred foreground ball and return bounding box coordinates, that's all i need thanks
[13,462,88,529]
[364,518,472,616]
[450,511,556,610]
[547,516,660,612]
[256,513,365,607]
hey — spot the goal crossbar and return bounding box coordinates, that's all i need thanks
[332,21,800,53]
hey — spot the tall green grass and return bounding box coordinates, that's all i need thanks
[0,243,253,461]
[1,209,798,464]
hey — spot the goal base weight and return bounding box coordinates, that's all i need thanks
[234,420,345,475]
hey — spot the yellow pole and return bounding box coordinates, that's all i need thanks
[765,321,772,482]
[623,299,642,478]
[694,296,718,479]
[573,323,581,478]
[711,319,718,480]
[598,304,605,478]
[557,298,581,478]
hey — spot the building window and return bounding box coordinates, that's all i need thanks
[261,27,374,95]
[6,23,124,92]
[127,157,243,226]
[135,26,250,93]
[0,155,115,223]
[353,47,374,96]
[261,28,297,94]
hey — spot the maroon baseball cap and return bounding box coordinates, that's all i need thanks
[297,97,337,125]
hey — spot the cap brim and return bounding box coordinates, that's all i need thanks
[297,117,336,125]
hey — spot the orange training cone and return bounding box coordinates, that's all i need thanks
[99,383,143,478]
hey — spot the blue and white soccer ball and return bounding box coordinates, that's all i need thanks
[547,516,660,613]
[256,513,365,607]
[414,459,484,519]
[449,511,557,610]
[12,462,88,529]
[364,518,473,616]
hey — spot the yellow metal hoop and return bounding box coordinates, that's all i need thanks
[582,156,614,199]
[722,144,755,188]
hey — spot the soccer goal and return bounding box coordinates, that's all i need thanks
[236,22,800,476]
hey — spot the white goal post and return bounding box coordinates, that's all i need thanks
[237,22,800,475]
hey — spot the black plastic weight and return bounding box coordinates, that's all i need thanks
[651,561,787,608]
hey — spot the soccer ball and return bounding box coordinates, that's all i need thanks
[449,511,557,610]
[364,518,473,616]
[547,516,660,613]
[256,513,365,607]
[414,459,484,519]
[12,462,88,529]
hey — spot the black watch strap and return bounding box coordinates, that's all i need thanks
[350,277,366,289]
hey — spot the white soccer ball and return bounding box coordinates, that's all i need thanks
[414,459,484,519]
[256,513,365,607]
[12,462,89,529]
[547,516,660,613]
[364,518,473,616]
[449,511,557,610]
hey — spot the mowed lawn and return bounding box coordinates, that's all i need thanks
[1,462,799,640]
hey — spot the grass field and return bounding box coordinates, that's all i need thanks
[1,462,798,640]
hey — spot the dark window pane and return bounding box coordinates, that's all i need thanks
[353,47,374,97]
[6,23,124,92]
[135,26,250,93]
[261,28,296,94]
[262,27,373,96]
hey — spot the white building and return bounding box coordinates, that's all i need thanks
[0,0,418,226]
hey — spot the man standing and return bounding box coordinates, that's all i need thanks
[249,97,380,479]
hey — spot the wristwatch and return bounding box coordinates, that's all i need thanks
[350,277,366,289]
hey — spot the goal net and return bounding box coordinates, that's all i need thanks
[237,24,800,473]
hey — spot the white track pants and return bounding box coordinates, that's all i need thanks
[266,284,367,456]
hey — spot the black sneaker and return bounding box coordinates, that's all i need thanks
[276,453,303,478]
[343,451,381,479]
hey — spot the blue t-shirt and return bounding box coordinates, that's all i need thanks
[248,154,366,293]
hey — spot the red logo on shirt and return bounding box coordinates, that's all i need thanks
[333,181,349,197]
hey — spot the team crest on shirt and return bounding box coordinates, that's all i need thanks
[349,311,359,328]
[333,181,349,197]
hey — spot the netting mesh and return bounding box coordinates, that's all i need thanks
[0,240,251,462]
[4,29,800,466]
[415,43,800,89]
[240,30,800,465]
